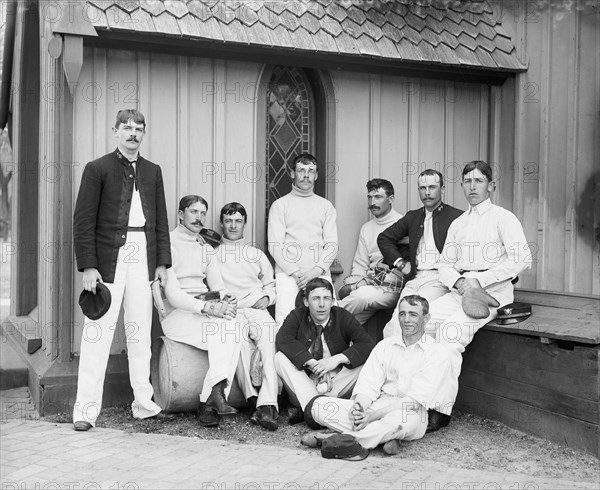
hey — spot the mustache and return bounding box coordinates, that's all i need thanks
[369,205,380,210]
[191,220,203,226]
[126,136,139,142]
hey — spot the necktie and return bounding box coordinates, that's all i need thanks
[129,161,138,191]
[312,324,323,360]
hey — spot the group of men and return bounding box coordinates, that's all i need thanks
[71,109,531,460]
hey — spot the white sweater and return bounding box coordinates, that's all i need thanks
[216,237,276,309]
[351,209,403,276]
[267,185,338,275]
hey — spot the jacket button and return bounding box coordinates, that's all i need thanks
[121,235,125,239]
[129,174,133,178]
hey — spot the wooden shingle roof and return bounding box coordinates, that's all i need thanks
[83,0,526,72]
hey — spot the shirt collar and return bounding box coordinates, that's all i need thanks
[115,148,139,165]
[176,223,203,243]
[307,311,332,331]
[469,198,492,215]
[388,334,429,351]
[424,202,445,216]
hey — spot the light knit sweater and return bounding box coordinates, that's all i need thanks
[216,237,276,309]
[351,209,403,276]
[161,224,228,316]
[267,185,338,275]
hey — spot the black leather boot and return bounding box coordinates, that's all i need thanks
[426,409,451,432]
[197,403,220,427]
[206,380,237,416]
[250,405,279,431]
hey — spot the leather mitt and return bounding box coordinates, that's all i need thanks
[203,300,230,318]
[461,287,500,319]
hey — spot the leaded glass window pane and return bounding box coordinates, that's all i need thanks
[266,66,314,214]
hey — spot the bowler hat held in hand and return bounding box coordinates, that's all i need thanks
[79,283,111,320]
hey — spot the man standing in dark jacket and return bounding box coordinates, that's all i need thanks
[275,278,375,422]
[378,169,463,338]
[72,109,172,431]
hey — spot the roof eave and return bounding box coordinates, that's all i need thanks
[88,29,526,84]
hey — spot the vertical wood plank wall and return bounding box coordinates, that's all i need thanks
[502,2,599,294]
[69,7,599,349]
[70,48,488,353]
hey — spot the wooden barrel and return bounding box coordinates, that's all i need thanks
[151,336,246,413]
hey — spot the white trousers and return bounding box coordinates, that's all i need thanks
[337,285,400,324]
[383,270,449,338]
[73,232,161,426]
[310,395,428,449]
[427,277,514,353]
[274,273,332,325]
[161,309,242,403]
[235,308,279,410]
[425,276,515,415]
[274,352,362,410]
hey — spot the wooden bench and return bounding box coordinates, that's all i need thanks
[456,289,599,457]
[364,289,599,457]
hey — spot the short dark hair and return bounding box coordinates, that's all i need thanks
[418,169,444,188]
[178,195,208,214]
[366,178,394,197]
[115,109,145,130]
[462,160,493,182]
[304,277,334,300]
[220,202,248,223]
[399,295,429,316]
[290,153,318,172]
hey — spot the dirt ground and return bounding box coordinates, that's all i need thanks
[46,406,599,484]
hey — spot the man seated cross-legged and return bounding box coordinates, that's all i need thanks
[303,295,456,458]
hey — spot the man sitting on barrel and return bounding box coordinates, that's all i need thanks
[160,195,243,427]
[215,202,280,431]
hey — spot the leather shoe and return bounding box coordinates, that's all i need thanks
[206,381,237,416]
[73,421,92,432]
[147,411,176,421]
[250,405,278,431]
[197,404,220,427]
[426,410,451,433]
[382,439,402,455]
[287,406,304,425]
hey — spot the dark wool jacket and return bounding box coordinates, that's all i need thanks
[276,306,375,370]
[73,149,171,283]
[377,203,463,281]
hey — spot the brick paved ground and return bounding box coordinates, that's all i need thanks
[0,388,597,490]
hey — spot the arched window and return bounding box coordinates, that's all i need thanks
[254,66,336,249]
[265,66,315,213]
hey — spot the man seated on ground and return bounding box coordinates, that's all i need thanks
[275,277,375,423]
[378,169,463,338]
[215,202,280,431]
[304,295,455,457]
[337,178,405,326]
[424,160,531,423]
[160,195,242,428]
[268,153,338,324]
[377,169,463,432]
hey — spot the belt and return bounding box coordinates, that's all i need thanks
[127,226,146,232]
[458,269,488,274]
